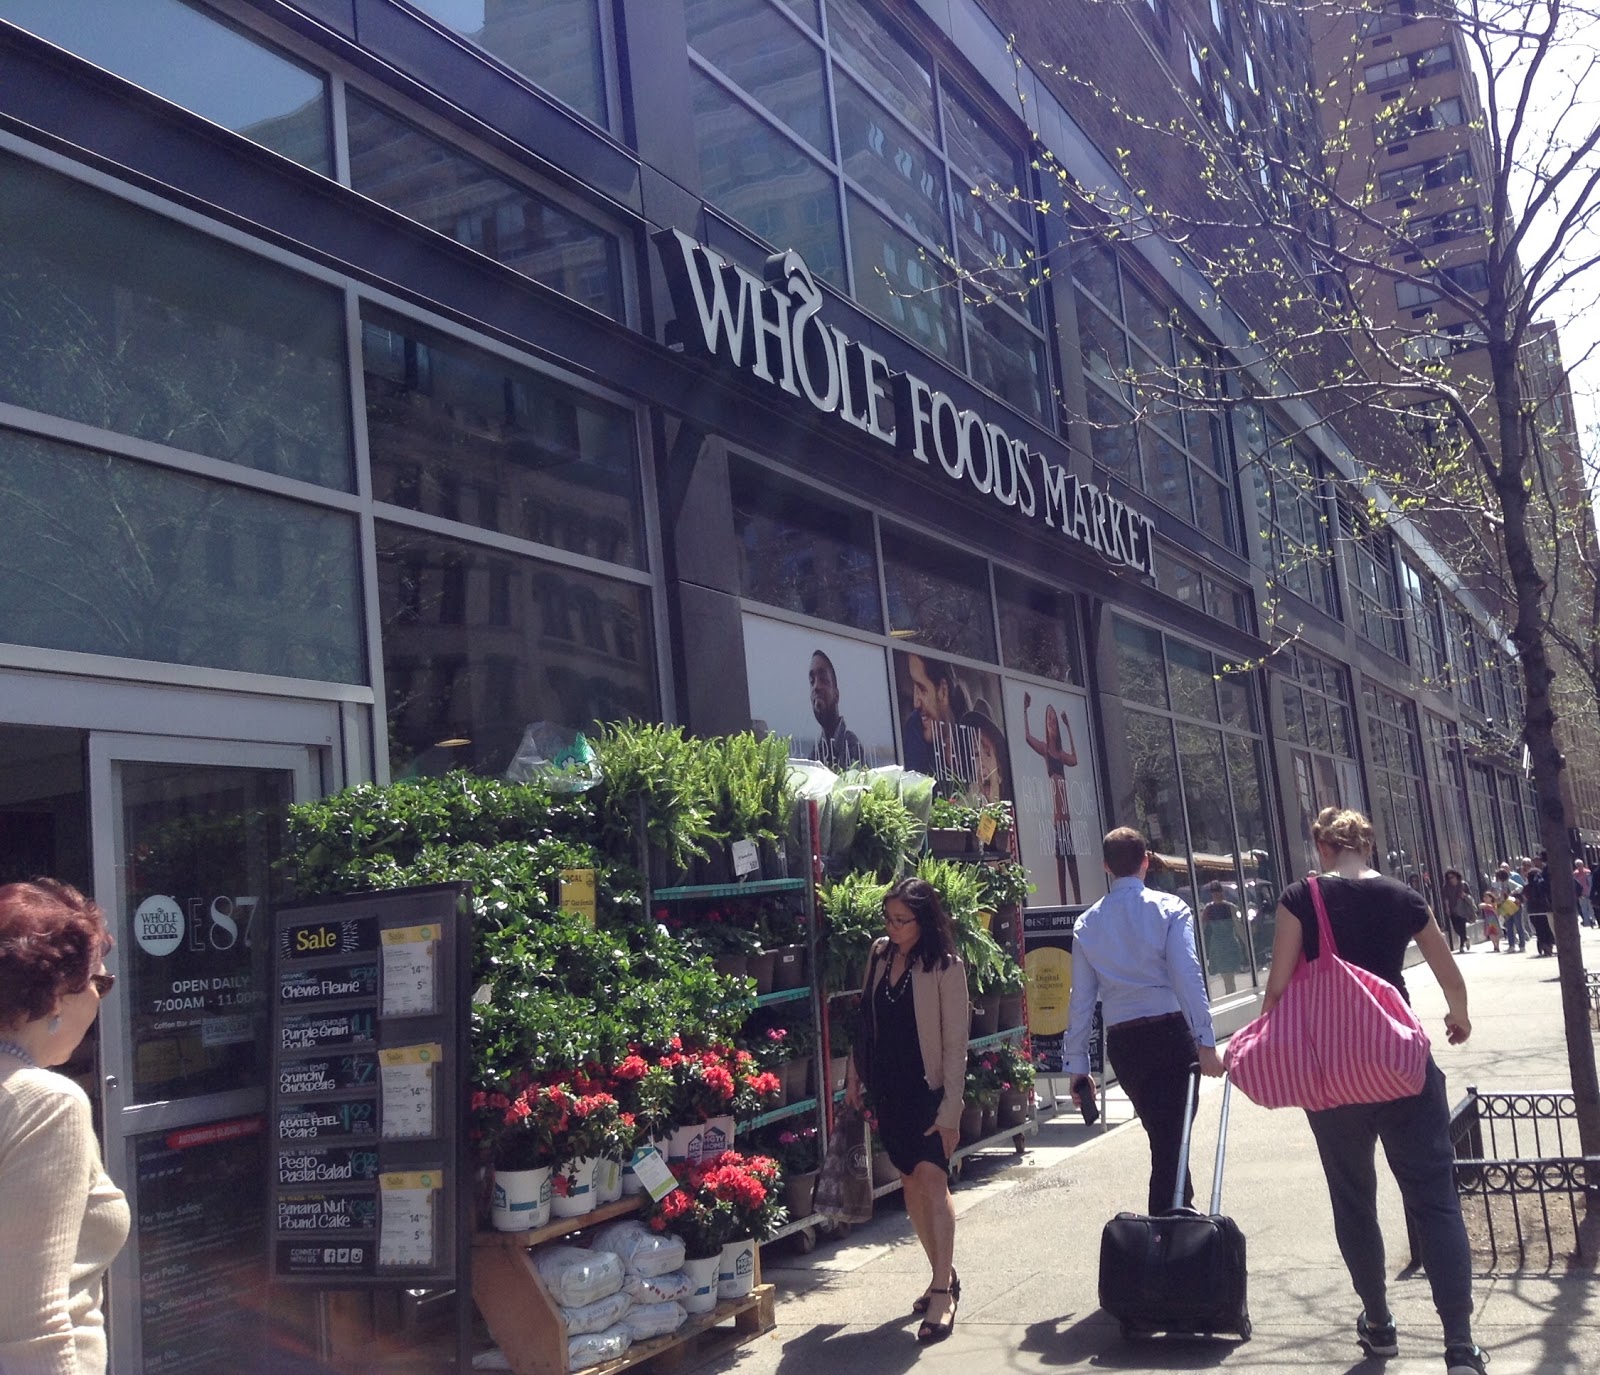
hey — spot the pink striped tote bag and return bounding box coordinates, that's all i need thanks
[1225,877,1430,1111]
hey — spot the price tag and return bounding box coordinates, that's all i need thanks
[976,814,998,846]
[379,1044,440,1139]
[558,869,597,927]
[628,1144,678,1203]
[377,1171,439,1268]
[730,838,760,876]
[381,926,437,1017]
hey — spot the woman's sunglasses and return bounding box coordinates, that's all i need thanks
[89,972,116,997]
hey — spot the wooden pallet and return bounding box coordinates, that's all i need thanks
[591,1286,775,1374]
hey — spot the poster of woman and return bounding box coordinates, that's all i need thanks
[1002,681,1105,908]
[742,614,896,769]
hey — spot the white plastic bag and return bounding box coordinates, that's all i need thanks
[533,1244,624,1307]
[505,722,600,792]
[560,1289,631,1337]
[567,1323,631,1371]
[623,1301,687,1341]
[588,1220,686,1277]
[622,1268,691,1303]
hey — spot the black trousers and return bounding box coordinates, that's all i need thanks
[1528,910,1555,954]
[1105,1013,1199,1215]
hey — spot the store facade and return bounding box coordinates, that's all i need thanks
[0,1,1542,1369]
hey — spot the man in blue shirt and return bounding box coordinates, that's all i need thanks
[1066,827,1224,1214]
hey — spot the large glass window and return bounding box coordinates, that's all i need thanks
[1401,561,1447,686]
[403,0,610,129]
[881,525,997,663]
[377,523,655,776]
[0,429,362,681]
[1423,710,1482,888]
[1241,407,1337,614]
[0,0,330,171]
[1114,615,1276,988]
[688,0,1048,418]
[730,460,882,631]
[362,309,645,568]
[346,94,624,321]
[0,153,352,489]
[1343,502,1404,659]
[995,570,1081,684]
[1363,681,1434,898]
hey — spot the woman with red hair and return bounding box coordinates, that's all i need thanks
[0,879,129,1374]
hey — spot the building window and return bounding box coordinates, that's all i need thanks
[1114,615,1277,990]
[362,309,647,569]
[1399,561,1447,685]
[1423,710,1482,887]
[730,460,882,632]
[346,93,625,322]
[882,523,997,664]
[1364,42,1455,91]
[1446,605,1486,712]
[1378,150,1474,200]
[1241,407,1338,614]
[1342,503,1404,659]
[1363,680,1434,895]
[1395,278,1441,309]
[1155,548,1249,630]
[995,569,1082,684]
[687,0,1049,419]
[0,0,331,172]
[0,151,352,489]
[1072,239,1237,547]
[1383,97,1465,140]
[1277,645,1363,876]
[402,0,612,130]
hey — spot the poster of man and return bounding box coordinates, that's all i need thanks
[1002,680,1106,908]
[742,614,895,769]
[891,650,1008,802]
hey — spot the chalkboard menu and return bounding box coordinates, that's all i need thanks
[269,884,469,1288]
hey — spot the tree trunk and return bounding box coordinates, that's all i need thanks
[1491,344,1600,1162]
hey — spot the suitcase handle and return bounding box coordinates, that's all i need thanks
[1171,1067,1233,1214]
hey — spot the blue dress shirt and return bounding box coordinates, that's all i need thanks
[1063,875,1215,1075]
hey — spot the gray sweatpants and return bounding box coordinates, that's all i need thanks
[1304,1060,1473,1348]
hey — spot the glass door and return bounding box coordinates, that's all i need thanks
[89,734,321,1375]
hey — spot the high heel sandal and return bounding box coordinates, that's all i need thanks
[916,1287,957,1344]
[912,1269,959,1314]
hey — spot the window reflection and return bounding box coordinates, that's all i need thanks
[376,523,655,777]
[362,309,645,568]
[0,0,330,170]
[0,429,363,681]
[0,153,352,488]
[995,570,1080,684]
[347,95,623,321]
[686,0,831,155]
[404,0,609,128]
[882,525,997,663]
[730,460,882,631]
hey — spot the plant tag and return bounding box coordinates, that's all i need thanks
[471,983,493,1006]
[730,838,760,877]
[559,868,597,925]
[629,1145,677,1202]
[976,814,998,845]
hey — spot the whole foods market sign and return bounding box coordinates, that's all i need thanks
[656,230,1155,575]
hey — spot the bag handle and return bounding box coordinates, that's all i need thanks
[1307,875,1341,962]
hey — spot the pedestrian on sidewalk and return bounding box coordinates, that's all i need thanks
[1263,807,1486,1375]
[1573,859,1594,928]
[1478,890,1501,952]
[845,876,967,1345]
[1064,827,1224,1216]
[1523,853,1555,957]
[1492,866,1526,952]
[1441,870,1475,953]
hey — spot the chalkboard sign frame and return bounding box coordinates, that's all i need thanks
[268,883,471,1291]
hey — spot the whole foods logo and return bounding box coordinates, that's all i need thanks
[134,895,184,957]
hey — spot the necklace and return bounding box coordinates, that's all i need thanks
[880,958,914,1004]
[0,1040,37,1068]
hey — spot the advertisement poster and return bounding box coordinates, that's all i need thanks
[743,614,895,770]
[890,650,1009,803]
[1001,681,1107,908]
[136,1117,267,1375]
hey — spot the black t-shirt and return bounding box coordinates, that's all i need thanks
[1279,874,1431,1001]
[1522,867,1551,913]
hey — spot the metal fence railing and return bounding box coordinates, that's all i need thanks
[1587,972,1600,1031]
[1409,1087,1600,1269]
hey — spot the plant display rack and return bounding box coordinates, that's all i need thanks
[472,1198,775,1375]
[645,803,829,1252]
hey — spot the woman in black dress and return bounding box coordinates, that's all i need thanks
[844,877,968,1344]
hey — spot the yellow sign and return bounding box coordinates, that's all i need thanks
[976,814,997,846]
[1024,945,1072,1037]
[560,869,598,926]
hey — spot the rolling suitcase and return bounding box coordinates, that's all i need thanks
[1096,1070,1250,1341]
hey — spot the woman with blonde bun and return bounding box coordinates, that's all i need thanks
[1263,809,1485,1375]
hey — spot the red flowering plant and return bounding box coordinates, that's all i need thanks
[728,1049,782,1121]
[658,1042,740,1123]
[479,1083,570,1171]
[607,1050,676,1143]
[549,1090,635,1196]
[644,1151,786,1258]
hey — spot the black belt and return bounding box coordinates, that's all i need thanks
[1109,1011,1186,1032]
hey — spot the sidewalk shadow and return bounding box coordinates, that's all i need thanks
[1016,1312,1252,1369]
[770,1315,933,1375]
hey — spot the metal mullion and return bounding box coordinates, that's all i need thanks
[685,50,838,176]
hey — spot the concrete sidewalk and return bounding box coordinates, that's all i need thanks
[705,927,1600,1374]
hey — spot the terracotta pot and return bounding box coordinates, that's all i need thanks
[767,1064,789,1109]
[773,944,807,989]
[783,1055,813,1102]
[997,994,1025,1030]
[928,827,976,857]
[998,1089,1030,1130]
[783,1170,818,1218]
[958,1103,984,1144]
[748,949,779,995]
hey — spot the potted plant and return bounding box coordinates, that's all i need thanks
[827,1001,855,1095]
[846,776,925,880]
[549,1089,629,1218]
[971,1053,1003,1137]
[818,872,888,993]
[707,1152,785,1298]
[644,1169,730,1314]
[976,799,1015,853]
[591,720,717,884]
[480,1084,561,1232]
[681,917,763,982]
[996,1046,1036,1130]
[959,1067,985,1145]
[610,1053,674,1196]
[779,1018,817,1102]
[775,1126,821,1217]
[995,958,1027,1031]
[645,1153,786,1309]
[927,795,980,856]
[759,897,809,991]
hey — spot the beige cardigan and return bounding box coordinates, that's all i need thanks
[853,938,970,1132]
